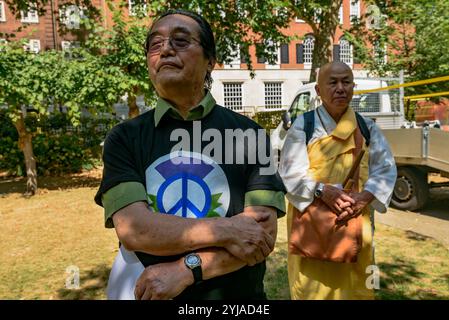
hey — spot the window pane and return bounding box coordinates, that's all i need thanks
[350,0,360,22]
[304,36,314,65]
[339,38,353,65]
[290,92,310,123]
[264,82,282,110]
[0,1,5,21]
[223,83,243,111]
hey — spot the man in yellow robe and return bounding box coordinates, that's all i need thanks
[279,62,397,299]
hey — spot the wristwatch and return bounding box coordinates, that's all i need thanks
[314,182,325,198]
[184,253,203,284]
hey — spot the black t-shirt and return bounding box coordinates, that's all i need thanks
[95,105,285,299]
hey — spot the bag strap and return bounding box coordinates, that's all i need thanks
[355,112,370,147]
[303,109,370,147]
[303,110,315,145]
[304,109,365,191]
[350,126,364,192]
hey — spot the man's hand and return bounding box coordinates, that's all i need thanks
[241,206,277,240]
[220,208,275,266]
[321,184,355,217]
[336,190,374,223]
[134,259,192,300]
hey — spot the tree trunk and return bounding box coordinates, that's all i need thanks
[310,34,335,82]
[14,112,37,196]
[127,86,140,119]
[405,99,411,121]
[309,0,343,82]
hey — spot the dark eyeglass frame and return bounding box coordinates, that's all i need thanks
[146,35,201,55]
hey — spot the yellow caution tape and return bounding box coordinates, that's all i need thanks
[354,75,449,95]
[404,91,449,101]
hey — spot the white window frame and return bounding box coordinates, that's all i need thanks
[24,39,40,53]
[313,8,322,24]
[129,0,147,17]
[0,1,6,22]
[61,41,71,51]
[350,0,360,24]
[61,40,80,59]
[223,82,243,112]
[61,40,80,50]
[265,48,280,69]
[21,6,39,23]
[339,38,353,66]
[59,5,84,30]
[339,5,343,24]
[303,35,314,69]
[264,82,283,110]
[264,40,280,69]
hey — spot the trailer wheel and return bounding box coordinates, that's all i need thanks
[391,167,429,211]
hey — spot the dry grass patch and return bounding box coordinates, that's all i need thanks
[0,182,117,300]
[1,172,448,300]
[265,216,449,300]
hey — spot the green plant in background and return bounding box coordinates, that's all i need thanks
[81,0,156,119]
[346,0,449,119]
[0,110,118,176]
[0,41,127,194]
[253,110,285,130]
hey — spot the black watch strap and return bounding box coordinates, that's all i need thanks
[191,266,203,284]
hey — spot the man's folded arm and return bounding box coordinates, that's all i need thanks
[148,205,278,291]
[102,183,275,263]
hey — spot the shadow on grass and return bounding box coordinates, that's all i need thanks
[376,258,449,300]
[417,188,449,221]
[265,246,290,300]
[405,230,433,242]
[0,172,101,195]
[57,264,110,300]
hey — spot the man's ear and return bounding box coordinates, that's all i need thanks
[315,84,321,96]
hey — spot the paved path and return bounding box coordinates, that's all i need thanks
[375,187,449,249]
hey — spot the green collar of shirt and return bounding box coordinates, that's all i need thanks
[154,91,216,127]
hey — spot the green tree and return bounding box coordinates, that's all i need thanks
[287,0,344,82]
[0,42,126,194]
[5,1,354,85]
[347,0,449,94]
[84,0,155,118]
[0,43,65,195]
[5,0,294,85]
[67,0,297,117]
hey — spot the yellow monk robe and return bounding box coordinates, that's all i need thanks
[287,107,374,300]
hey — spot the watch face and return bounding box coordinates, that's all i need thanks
[186,254,201,268]
[315,183,324,197]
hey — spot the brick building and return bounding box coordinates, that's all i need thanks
[0,0,378,114]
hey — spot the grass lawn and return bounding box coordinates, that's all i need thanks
[265,216,449,300]
[0,171,448,300]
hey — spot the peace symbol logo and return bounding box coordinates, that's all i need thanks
[145,152,230,218]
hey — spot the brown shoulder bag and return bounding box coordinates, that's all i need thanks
[288,128,365,263]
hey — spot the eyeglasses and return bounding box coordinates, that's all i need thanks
[146,35,201,54]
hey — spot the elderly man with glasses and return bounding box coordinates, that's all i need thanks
[95,9,285,300]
